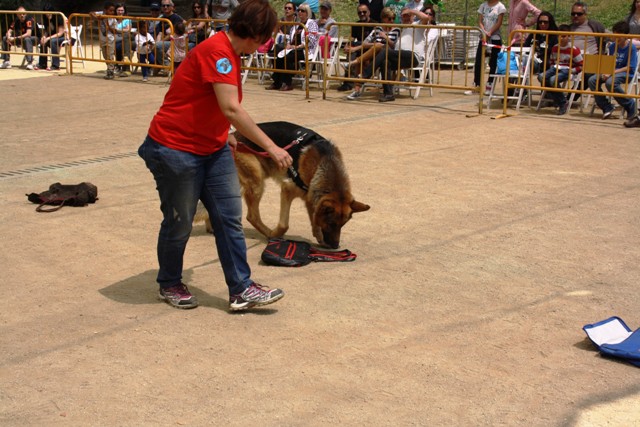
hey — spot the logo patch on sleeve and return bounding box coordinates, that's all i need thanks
[216,58,232,74]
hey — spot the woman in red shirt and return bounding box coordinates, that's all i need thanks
[139,0,291,311]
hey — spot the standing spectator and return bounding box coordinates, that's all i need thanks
[386,0,407,23]
[171,21,187,71]
[569,1,606,55]
[588,21,637,124]
[467,0,507,95]
[1,6,38,70]
[625,0,640,49]
[35,3,66,71]
[187,1,208,48]
[359,0,386,23]
[138,0,289,311]
[508,0,540,45]
[135,20,155,82]
[207,0,239,31]
[267,3,318,91]
[153,0,184,75]
[114,3,133,76]
[524,11,558,73]
[90,2,118,80]
[337,3,376,91]
[537,24,583,115]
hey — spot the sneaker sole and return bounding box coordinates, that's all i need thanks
[229,292,284,311]
[158,292,199,309]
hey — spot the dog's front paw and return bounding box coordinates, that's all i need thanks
[270,225,289,238]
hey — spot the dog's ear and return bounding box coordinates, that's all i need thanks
[350,200,370,213]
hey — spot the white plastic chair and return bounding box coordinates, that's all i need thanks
[402,30,439,99]
[486,46,533,111]
[61,24,86,69]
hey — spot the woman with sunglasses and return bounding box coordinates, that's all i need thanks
[523,11,557,73]
[139,0,290,311]
[187,1,208,47]
[278,2,298,42]
[267,3,319,91]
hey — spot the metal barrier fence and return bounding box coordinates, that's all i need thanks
[66,13,174,78]
[498,29,640,118]
[0,10,69,72]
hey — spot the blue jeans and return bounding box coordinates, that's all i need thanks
[537,67,570,106]
[38,35,65,68]
[138,52,155,78]
[138,136,252,295]
[154,40,171,65]
[588,72,637,116]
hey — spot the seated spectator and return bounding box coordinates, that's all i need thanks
[337,3,376,91]
[346,7,432,102]
[404,0,425,21]
[536,24,583,115]
[187,1,208,48]
[524,11,558,74]
[291,0,319,16]
[35,3,67,71]
[625,0,640,49]
[277,2,298,44]
[1,6,38,70]
[114,2,133,76]
[359,0,385,22]
[317,1,338,58]
[171,21,187,71]
[207,0,238,31]
[135,20,155,82]
[588,21,638,125]
[154,0,184,76]
[347,7,400,77]
[148,3,162,38]
[90,2,118,80]
[266,3,318,91]
[386,0,408,23]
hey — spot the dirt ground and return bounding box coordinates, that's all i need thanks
[1,65,639,426]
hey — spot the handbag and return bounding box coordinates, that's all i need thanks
[26,182,98,212]
[261,238,357,267]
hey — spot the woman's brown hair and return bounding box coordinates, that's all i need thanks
[228,0,277,44]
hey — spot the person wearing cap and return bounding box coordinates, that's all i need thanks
[148,3,162,38]
[317,1,337,38]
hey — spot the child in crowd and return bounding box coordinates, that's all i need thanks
[171,21,187,71]
[588,20,638,127]
[537,24,583,115]
[466,0,506,95]
[90,2,118,80]
[135,20,155,82]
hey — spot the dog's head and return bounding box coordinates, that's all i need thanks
[312,194,370,249]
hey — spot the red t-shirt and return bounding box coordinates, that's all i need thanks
[148,31,242,155]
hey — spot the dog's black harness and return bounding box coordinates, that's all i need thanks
[236,127,318,192]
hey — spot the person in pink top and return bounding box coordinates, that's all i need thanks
[508,0,540,45]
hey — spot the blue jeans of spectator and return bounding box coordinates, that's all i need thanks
[2,35,37,62]
[138,52,155,78]
[154,40,171,65]
[588,72,637,117]
[138,136,252,295]
[38,35,64,68]
[537,67,570,106]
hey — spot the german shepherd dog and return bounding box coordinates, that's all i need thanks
[195,121,370,249]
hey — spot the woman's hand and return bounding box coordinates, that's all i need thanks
[268,146,293,169]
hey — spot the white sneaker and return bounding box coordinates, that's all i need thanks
[346,90,362,100]
[26,62,34,70]
[464,90,475,96]
[484,84,492,96]
[0,61,11,69]
[142,77,148,82]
